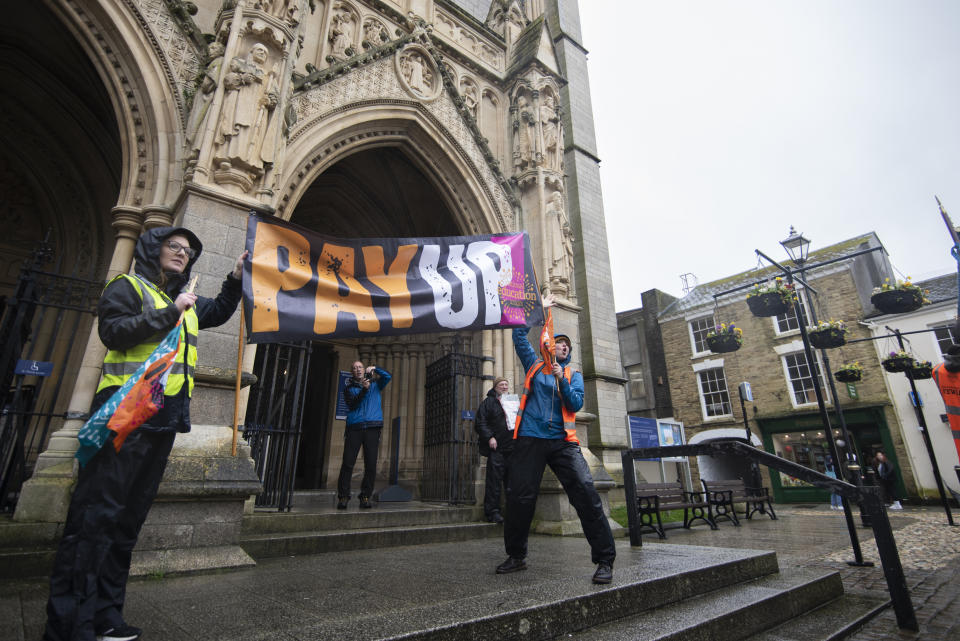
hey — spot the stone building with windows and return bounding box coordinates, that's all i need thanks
[650,232,921,503]
[1,0,627,571]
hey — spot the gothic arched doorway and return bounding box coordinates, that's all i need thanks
[245,144,487,509]
[0,2,121,510]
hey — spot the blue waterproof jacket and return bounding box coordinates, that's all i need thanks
[512,327,584,439]
[344,367,391,428]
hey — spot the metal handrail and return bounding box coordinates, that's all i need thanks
[621,439,918,631]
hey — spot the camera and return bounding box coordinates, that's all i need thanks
[364,372,373,381]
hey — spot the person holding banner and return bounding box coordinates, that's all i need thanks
[475,377,515,523]
[44,228,246,641]
[337,361,391,509]
[496,297,616,584]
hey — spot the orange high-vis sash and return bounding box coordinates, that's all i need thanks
[514,360,578,443]
[932,363,960,462]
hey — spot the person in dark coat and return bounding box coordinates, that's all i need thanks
[475,377,514,523]
[874,451,902,510]
[43,227,246,641]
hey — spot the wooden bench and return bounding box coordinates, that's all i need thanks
[700,478,777,526]
[634,482,717,539]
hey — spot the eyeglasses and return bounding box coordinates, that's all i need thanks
[165,240,196,259]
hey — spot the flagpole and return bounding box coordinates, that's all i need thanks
[232,305,244,456]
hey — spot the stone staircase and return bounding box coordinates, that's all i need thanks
[239,491,500,559]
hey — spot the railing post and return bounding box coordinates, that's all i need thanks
[863,486,919,631]
[621,450,641,546]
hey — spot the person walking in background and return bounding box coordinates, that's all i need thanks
[496,295,616,584]
[824,455,843,510]
[44,227,245,641]
[875,451,902,510]
[337,361,391,509]
[475,377,514,523]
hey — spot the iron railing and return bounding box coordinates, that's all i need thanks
[622,439,918,631]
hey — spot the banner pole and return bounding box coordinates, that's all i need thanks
[232,305,244,456]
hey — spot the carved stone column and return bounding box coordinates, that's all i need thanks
[14,206,144,523]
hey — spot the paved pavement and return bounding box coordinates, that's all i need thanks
[656,503,960,640]
[1,503,958,640]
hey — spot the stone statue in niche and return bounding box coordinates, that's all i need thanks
[214,42,280,178]
[329,9,354,60]
[185,42,224,158]
[512,94,534,174]
[460,78,479,118]
[540,92,563,172]
[400,51,433,96]
[363,19,387,46]
[546,189,574,294]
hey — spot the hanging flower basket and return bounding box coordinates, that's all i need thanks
[905,361,933,380]
[834,362,863,383]
[746,279,795,317]
[834,369,862,383]
[870,279,928,314]
[706,323,743,353]
[881,351,914,373]
[747,292,792,317]
[808,327,847,349]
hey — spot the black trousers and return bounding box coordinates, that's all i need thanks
[337,426,381,499]
[44,429,176,641]
[483,448,511,518]
[504,437,616,565]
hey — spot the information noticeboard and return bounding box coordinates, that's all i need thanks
[628,416,686,462]
[334,371,351,420]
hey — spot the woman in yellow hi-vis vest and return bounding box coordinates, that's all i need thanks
[495,296,616,585]
[44,227,246,641]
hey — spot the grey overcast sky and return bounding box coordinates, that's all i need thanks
[579,1,960,312]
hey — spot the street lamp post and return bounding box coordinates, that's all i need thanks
[755,228,871,566]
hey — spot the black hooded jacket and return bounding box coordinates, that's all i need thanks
[91,226,243,432]
[474,387,514,457]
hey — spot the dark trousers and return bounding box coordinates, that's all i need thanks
[337,426,381,499]
[44,429,176,641]
[483,448,511,518]
[504,437,616,565]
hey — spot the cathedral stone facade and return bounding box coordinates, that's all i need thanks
[4,0,626,571]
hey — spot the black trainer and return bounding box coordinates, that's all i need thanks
[592,562,613,584]
[359,496,372,509]
[496,556,527,574]
[336,497,348,509]
[96,624,142,641]
[487,512,504,524]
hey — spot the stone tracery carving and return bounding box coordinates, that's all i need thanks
[252,0,301,26]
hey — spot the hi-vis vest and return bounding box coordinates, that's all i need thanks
[932,363,960,458]
[514,361,578,443]
[97,274,198,397]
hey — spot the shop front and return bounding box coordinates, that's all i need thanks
[758,405,903,503]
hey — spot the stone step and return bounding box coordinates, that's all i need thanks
[251,543,784,640]
[553,567,847,641]
[240,521,501,559]
[744,592,889,641]
[241,503,478,535]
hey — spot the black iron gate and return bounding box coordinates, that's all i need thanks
[0,238,100,512]
[422,352,485,504]
[242,341,312,511]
